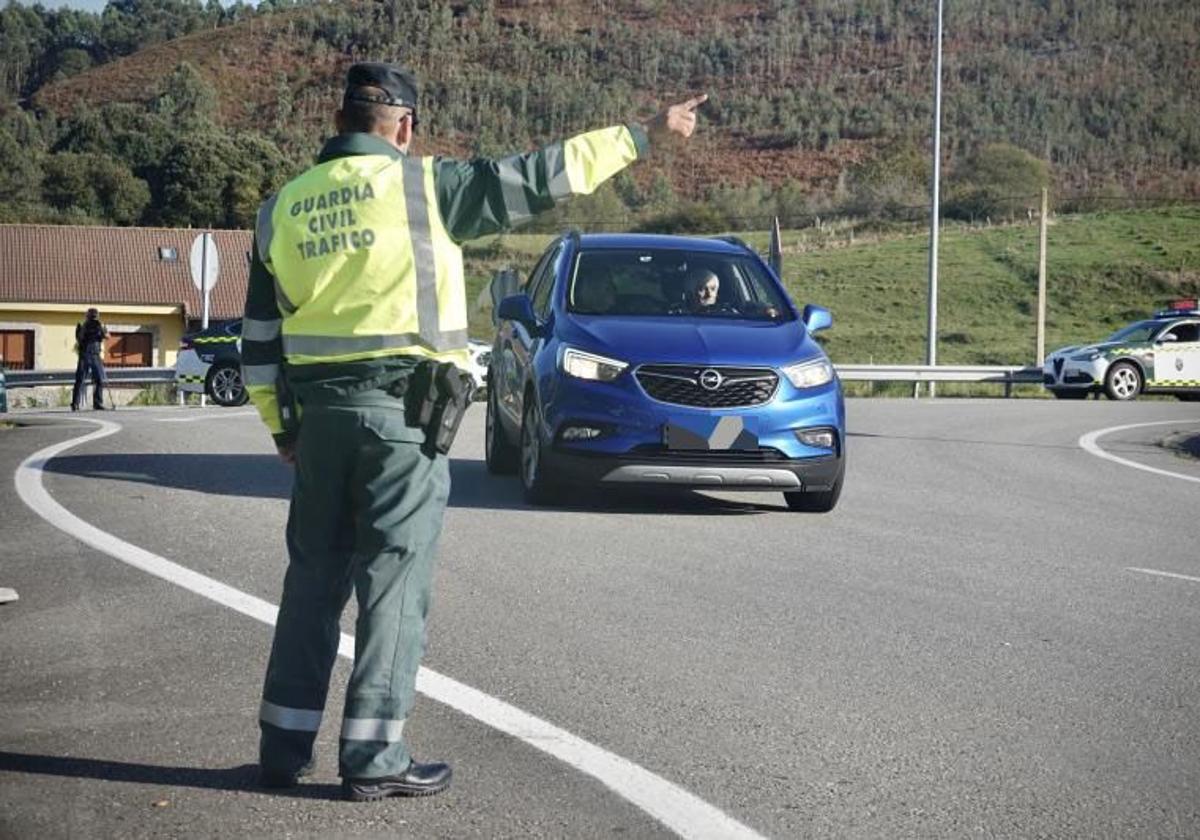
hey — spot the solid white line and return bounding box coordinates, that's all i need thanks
[1078,420,1200,485]
[14,418,764,840]
[1127,567,1200,584]
[156,411,257,423]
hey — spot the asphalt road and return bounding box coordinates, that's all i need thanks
[1,398,1198,839]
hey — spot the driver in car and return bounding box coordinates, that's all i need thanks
[687,269,721,310]
[678,268,779,318]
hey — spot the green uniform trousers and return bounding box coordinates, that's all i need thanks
[259,402,449,779]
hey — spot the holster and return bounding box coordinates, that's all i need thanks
[406,360,473,457]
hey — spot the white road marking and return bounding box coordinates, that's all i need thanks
[156,411,257,423]
[1127,567,1200,584]
[1078,420,1200,484]
[14,418,764,840]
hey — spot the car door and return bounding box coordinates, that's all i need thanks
[1150,320,1200,389]
[497,240,562,426]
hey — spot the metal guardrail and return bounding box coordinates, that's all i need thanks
[0,364,1043,412]
[0,367,177,412]
[836,364,1043,383]
[2,367,176,387]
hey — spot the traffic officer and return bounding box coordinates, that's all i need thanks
[242,61,704,801]
[71,307,108,411]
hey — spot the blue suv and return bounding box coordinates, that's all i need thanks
[485,233,845,512]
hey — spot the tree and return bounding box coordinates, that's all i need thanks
[41,152,149,224]
[846,141,929,219]
[946,143,1050,221]
[0,127,43,216]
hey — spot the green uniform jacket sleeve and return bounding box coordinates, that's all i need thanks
[241,235,289,444]
[434,123,649,244]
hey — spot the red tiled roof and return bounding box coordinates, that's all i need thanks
[0,224,252,320]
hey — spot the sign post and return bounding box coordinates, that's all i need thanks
[189,233,220,406]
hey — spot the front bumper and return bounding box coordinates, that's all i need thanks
[542,446,841,490]
[540,369,845,491]
[1043,356,1107,390]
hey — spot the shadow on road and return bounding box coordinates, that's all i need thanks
[0,751,342,800]
[42,454,776,515]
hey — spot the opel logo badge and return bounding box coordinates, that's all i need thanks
[699,369,723,391]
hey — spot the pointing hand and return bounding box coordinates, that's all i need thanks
[648,94,708,144]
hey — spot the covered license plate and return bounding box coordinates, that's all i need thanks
[663,416,759,450]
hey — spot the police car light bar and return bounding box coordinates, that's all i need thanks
[1156,297,1199,317]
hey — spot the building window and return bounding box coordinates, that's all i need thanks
[158,246,178,261]
[104,332,153,367]
[0,329,35,370]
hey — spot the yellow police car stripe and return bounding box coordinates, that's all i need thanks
[177,374,205,383]
[193,336,238,344]
[1149,379,1200,387]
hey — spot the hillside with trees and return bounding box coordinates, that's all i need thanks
[1,0,1198,230]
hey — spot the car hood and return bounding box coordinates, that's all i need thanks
[1047,341,1122,360]
[558,315,825,367]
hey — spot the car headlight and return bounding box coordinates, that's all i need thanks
[781,358,834,389]
[1069,351,1103,362]
[560,347,628,382]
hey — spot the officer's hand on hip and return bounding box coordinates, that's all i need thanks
[648,93,708,144]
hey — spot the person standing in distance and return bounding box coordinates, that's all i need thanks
[71,307,108,411]
[241,61,705,802]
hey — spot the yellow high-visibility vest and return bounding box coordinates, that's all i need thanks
[256,153,469,369]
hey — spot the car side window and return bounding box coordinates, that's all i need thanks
[531,243,564,321]
[1164,322,1199,343]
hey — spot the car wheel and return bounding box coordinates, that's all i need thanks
[206,362,247,407]
[520,397,556,505]
[485,380,519,475]
[1104,361,1142,401]
[1049,389,1088,400]
[783,459,844,513]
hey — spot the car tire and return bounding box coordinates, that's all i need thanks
[1103,361,1142,401]
[520,397,557,505]
[206,362,248,407]
[1049,389,1088,400]
[485,380,519,475]
[783,459,844,513]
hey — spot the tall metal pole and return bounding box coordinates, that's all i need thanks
[1036,187,1048,364]
[925,0,944,397]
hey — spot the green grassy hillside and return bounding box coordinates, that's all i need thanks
[463,206,1200,368]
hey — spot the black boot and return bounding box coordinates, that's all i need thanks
[342,760,452,801]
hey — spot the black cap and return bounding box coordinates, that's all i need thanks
[344,62,419,125]
[86,307,99,318]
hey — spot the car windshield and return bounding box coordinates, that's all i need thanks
[566,249,791,320]
[1104,320,1161,343]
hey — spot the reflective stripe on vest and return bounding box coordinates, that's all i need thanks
[260,153,469,367]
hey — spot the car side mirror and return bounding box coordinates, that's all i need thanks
[1158,334,1178,343]
[497,294,539,332]
[489,269,520,325]
[802,304,833,333]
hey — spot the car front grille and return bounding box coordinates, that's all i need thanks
[620,445,790,463]
[635,364,778,408]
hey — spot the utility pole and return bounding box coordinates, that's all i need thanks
[925,0,945,398]
[1036,187,1048,365]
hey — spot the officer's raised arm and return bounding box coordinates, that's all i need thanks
[433,93,708,244]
